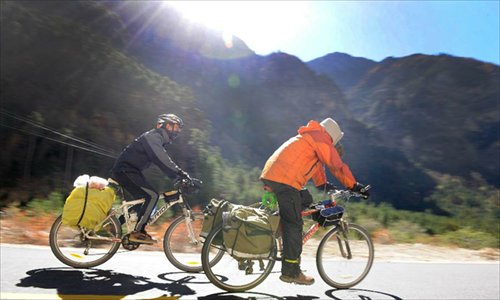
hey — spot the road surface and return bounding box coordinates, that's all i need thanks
[1,244,498,299]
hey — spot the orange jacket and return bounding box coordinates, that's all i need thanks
[260,120,356,191]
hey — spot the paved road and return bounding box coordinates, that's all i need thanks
[1,244,499,300]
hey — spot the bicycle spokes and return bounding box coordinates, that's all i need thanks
[316,224,374,289]
[49,215,122,268]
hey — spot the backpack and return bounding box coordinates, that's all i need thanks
[62,183,115,230]
[200,199,235,245]
[222,205,280,259]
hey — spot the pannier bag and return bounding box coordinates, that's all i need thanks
[200,198,235,245]
[222,205,280,259]
[62,175,116,230]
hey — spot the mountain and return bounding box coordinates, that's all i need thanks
[7,1,493,212]
[103,2,437,209]
[347,54,500,186]
[307,52,377,91]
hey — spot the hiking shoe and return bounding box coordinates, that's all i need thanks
[279,272,315,285]
[129,231,157,244]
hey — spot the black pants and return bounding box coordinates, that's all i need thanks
[112,171,159,232]
[262,179,303,277]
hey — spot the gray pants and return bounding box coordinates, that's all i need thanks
[112,171,159,232]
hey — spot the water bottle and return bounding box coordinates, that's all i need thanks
[261,191,278,210]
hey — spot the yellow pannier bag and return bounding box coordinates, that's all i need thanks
[62,184,116,230]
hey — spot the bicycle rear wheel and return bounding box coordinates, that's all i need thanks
[163,212,224,272]
[49,215,122,268]
[316,223,374,289]
[201,225,276,292]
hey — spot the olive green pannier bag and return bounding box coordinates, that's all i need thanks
[222,205,280,259]
[201,198,235,245]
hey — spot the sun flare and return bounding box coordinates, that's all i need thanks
[163,1,310,53]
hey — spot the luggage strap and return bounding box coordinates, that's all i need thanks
[76,183,89,226]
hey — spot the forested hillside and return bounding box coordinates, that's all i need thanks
[0,1,206,202]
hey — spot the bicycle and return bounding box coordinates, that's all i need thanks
[201,186,374,292]
[49,178,224,272]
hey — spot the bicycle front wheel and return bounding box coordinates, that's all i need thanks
[316,223,374,289]
[49,215,122,268]
[201,225,276,292]
[163,212,224,272]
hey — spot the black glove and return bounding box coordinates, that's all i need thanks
[351,182,370,198]
[191,177,203,189]
[316,182,336,192]
[183,177,203,194]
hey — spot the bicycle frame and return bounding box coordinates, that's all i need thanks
[84,189,193,243]
[274,189,359,260]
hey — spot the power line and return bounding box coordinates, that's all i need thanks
[0,108,117,156]
[0,123,117,159]
[0,109,118,159]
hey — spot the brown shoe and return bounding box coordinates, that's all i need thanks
[129,231,157,244]
[280,271,315,285]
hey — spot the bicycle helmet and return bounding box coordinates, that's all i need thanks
[320,118,344,145]
[157,113,184,140]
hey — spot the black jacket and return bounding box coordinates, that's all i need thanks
[112,128,182,177]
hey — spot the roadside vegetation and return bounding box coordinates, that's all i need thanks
[3,138,498,251]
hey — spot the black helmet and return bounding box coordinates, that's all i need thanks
[157,114,184,140]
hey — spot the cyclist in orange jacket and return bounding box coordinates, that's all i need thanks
[260,118,369,285]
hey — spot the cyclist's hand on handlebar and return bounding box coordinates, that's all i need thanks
[351,182,370,198]
[191,177,202,188]
[182,177,202,194]
[316,182,337,192]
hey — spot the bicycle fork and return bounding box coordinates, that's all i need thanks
[182,208,199,245]
[336,221,352,259]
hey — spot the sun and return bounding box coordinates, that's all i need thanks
[162,1,310,54]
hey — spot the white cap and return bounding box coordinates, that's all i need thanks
[320,118,344,145]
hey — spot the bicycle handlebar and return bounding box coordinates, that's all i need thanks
[328,184,371,200]
[174,177,203,194]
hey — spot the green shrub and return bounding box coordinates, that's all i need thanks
[439,227,499,249]
[26,191,65,214]
[388,220,427,243]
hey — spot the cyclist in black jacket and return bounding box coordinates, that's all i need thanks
[111,114,193,244]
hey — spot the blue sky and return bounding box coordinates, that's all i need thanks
[294,1,500,64]
[168,1,500,64]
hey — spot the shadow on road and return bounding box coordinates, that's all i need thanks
[198,291,284,300]
[326,288,402,300]
[16,268,403,300]
[198,288,402,300]
[16,267,195,299]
